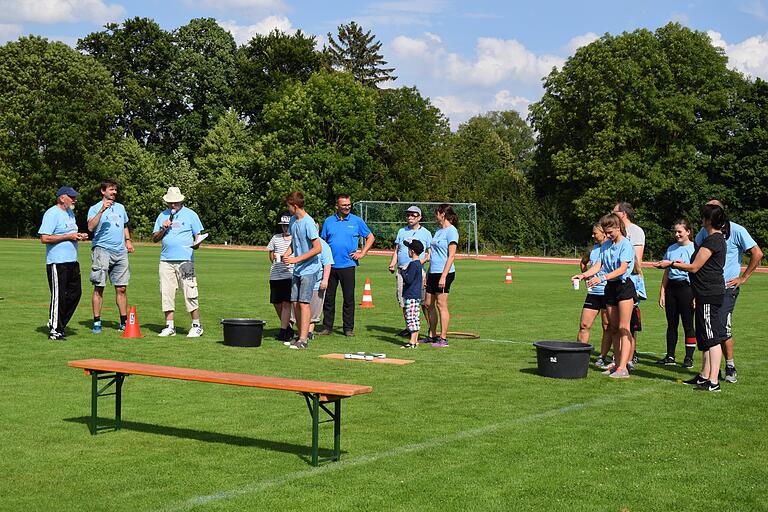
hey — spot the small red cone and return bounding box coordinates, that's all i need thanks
[360,277,374,308]
[504,267,513,284]
[122,305,143,338]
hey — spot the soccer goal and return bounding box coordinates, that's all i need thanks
[353,201,479,256]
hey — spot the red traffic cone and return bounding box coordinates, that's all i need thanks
[122,305,143,338]
[360,278,374,308]
[504,267,513,284]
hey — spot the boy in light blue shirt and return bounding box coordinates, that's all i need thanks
[87,179,134,334]
[152,187,205,338]
[283,191,322,349]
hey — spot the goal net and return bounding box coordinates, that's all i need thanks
[353,201,479,256]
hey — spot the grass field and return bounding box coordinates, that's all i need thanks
[1,238,767,512]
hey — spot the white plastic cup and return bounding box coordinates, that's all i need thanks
[275,253,282,263]
[572,278,580,290]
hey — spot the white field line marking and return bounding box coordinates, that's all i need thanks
[160,384,660,512]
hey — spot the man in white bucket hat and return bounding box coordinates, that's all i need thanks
[152,186,205,337]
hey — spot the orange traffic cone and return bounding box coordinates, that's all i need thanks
[360,278,374,308]
[122,305,143,338]
[504,267,513,284]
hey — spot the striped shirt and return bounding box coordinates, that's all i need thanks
[267,234,293,280]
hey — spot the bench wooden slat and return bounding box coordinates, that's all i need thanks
[68,359,373,397]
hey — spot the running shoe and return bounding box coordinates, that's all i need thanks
[158,327,176,337]
[609,368,630,379]
[401,342,417,349]
[187,326,204,338]
[431,338,449,348]
[289,340,308,350]
[601,364,617,375]
[418,335,435,344]
[693,382,721,392]
[682,357,694,368]
[92,322,102,334]
[118,323,126,332]
[656,355,676,365]
[682,374,708,386]
[49,330,66,341]
[595,357,612,369]
[724,366,737,383]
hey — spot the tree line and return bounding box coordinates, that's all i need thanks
[0,19,765,258]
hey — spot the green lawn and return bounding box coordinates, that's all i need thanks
[1,239,766,511]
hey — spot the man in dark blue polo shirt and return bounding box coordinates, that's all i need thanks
[317,194,375,336]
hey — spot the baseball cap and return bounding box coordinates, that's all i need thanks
[278,212,291,225]
[403,239,424,255]
[406,205,422,216]
[56,186,79,197]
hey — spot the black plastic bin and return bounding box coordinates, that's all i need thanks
[221,319,266,347]
[533,341,593,379]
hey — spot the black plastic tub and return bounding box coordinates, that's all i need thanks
[221,319,266,347]
[533,341,593,379]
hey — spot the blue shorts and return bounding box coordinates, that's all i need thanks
[291,273,317,304]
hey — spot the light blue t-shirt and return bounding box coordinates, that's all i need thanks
[664,242,695,282]
[695,222,757,284]
[153,206,203,261]
[430,225,459,274]
[38,205,79,264]
[314,238,335,291]
[629,273,647,300]
[587,244,606,295]
[88,202,129,252]
[289,214,322,276]
[600,238,635,282]
[321,213,372,269]
[395,226,432,267]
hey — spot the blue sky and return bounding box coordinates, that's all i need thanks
[2,0,767,127]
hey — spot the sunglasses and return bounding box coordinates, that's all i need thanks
[406,212,420,217]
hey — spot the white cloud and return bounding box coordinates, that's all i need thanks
[445,37,564,86]
[0,0,124,24]
[391,35,431,58]
[432,95,483,116]
[493,90,531,112]
[564,32,599,55]
[741,0,768,21]
[0,23,21,42]
[708,30,768,79]
[219,16,294,45]
[194,0,286,10]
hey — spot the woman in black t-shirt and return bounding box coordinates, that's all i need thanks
[656,204,727,392]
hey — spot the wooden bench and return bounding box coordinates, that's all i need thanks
[68,359,373,466]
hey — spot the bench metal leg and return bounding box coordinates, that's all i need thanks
[87,371,126,435]
[303,393,342,466]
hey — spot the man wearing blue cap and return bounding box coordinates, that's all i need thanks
[38,186,90,340]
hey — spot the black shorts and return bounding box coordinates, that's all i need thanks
[426,272,455,294]
[269,278,292,304]
[695,299,727,350]
[604,279,636,306]
[582,293,606,311]
[631,305,642,333]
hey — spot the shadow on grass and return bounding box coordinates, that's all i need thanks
[77,319,120,331]
[63,416,343,464]
[366,324,410,346]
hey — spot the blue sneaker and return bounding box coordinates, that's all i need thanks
[92,322,102,334]
[118,323,126,332]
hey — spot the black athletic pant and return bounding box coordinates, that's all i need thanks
[322,266,356,332]
[46,262,82,333]
[664,279,695,357]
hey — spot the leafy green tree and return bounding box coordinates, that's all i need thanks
[254,71,378,221]
[373,86,451,202]
[171,18,237,153]
[326,21,396,87]
[0,36,121,236]
[78,17,181,151]
[193,110,261,243]
[234,29,324,126]
[529,23,743,255]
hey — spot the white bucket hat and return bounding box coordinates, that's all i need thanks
[162,186,185,203]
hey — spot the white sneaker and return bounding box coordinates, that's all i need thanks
[158,327,176,337]
[187,326,204,338]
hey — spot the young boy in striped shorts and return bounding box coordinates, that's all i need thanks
[400,239,425,348]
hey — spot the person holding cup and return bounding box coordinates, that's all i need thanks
[576,223,610,368]
[268,212,294,342]
[572,213,636,378]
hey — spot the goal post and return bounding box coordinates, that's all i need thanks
[353,201,479,256]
